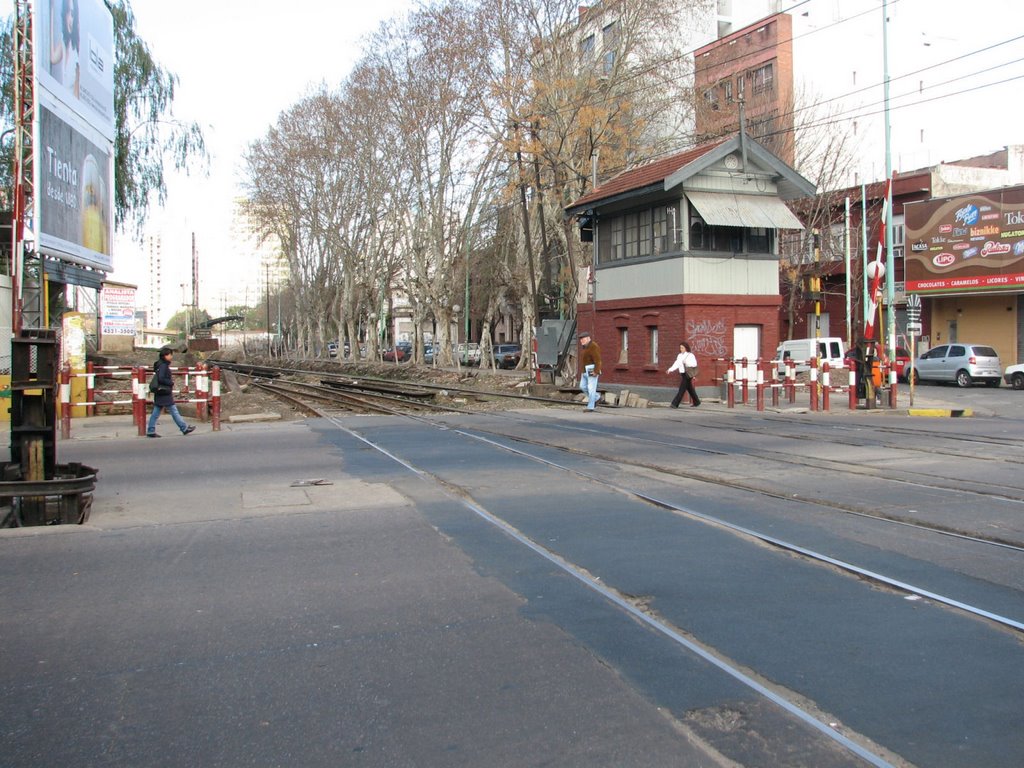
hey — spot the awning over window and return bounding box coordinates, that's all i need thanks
[686,190,804,229]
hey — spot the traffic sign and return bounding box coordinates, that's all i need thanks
[907,321,922,335]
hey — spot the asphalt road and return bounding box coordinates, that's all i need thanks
[2,401,1023,767]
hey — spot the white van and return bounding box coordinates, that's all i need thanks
[775,337,846,372]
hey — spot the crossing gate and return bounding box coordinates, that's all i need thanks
[60,365,223,438]
[711,357,899,412]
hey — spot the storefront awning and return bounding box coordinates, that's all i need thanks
[686,190,804,229]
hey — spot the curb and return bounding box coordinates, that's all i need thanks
[907,408,974,418]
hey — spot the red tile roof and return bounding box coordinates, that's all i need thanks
[569,139,727,210]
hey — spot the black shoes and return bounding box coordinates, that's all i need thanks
[146,433,160,438]
[183,425,196,435]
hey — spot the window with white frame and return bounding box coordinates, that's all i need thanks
[618,328,628,364]
[751,63,774,95]
[610,218,624,260]
[653,207,668,254]
[638,210,652,257]
[649,327,659,365]
[602,22,618,74]
[580,34,595,59]
[624,213,639,258]
[689,209,772,254]
[598,204,680,264]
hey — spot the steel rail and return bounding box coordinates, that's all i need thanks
[256,379,468,417]
[445,425,1024,634]
[210,359,593,408]
[321,413,900,768]
[473,410,1024,548]
[231,360,1024,548]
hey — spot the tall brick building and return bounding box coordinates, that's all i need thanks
[693,13,794,166]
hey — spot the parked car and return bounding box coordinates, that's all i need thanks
[327,341,339,358]
[382,341,412,362]
[423,343,445,365]
[909,343,1002,387]
[492,343,522,369]
[458,342,481,366]
[775,337,846,372]
[1004,363,1024,389]
[891,347,911,381]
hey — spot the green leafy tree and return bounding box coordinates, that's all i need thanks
[165,307,210,334]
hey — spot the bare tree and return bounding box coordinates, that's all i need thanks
[243,89,348,357]
[242,0,711,367]
[331,64,407,359]
[479,0,705,370]
[364,1,503,366]
[778,85,863,341]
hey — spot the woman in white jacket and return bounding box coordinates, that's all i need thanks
[667,341,701,408]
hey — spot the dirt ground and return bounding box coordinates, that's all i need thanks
[93,348,553,420]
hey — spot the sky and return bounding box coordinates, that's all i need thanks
[110,0,1024,321]
[110,0,416,318]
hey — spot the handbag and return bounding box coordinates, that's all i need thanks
[149,373,170,395]
[684,365,699,378]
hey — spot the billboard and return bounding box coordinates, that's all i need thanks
[32,0,115,274]
[33,0,116,141]
[37,104,114,271]
[904,186,1024,295]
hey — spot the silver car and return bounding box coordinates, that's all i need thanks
[910,343,1002,388]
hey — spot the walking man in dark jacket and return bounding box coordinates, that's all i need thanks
[146,346,196,437]
[579,331,602,411]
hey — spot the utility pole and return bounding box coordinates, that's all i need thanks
[882,0,896,364]
[811,228,821,340]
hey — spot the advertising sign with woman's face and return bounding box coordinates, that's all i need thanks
[34,0,115,141]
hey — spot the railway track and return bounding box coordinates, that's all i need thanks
[205,359,1024,766]
[230,360,1024,552]
[314,408,1022,768]
[234,367,1024,618]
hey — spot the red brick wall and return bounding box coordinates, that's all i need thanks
[577,293,782,386]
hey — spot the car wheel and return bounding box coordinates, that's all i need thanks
[955,369,973,388]
[909,368,919,385]
[1013,372,1024,390]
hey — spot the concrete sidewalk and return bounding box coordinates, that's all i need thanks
[601,382,983,417]
[61,411,285,442]
[61,384,983,445]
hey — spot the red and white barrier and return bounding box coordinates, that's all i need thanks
[59,364,222,438]
[714,356,897,412]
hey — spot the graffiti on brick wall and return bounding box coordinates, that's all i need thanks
[686,319,728,357]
